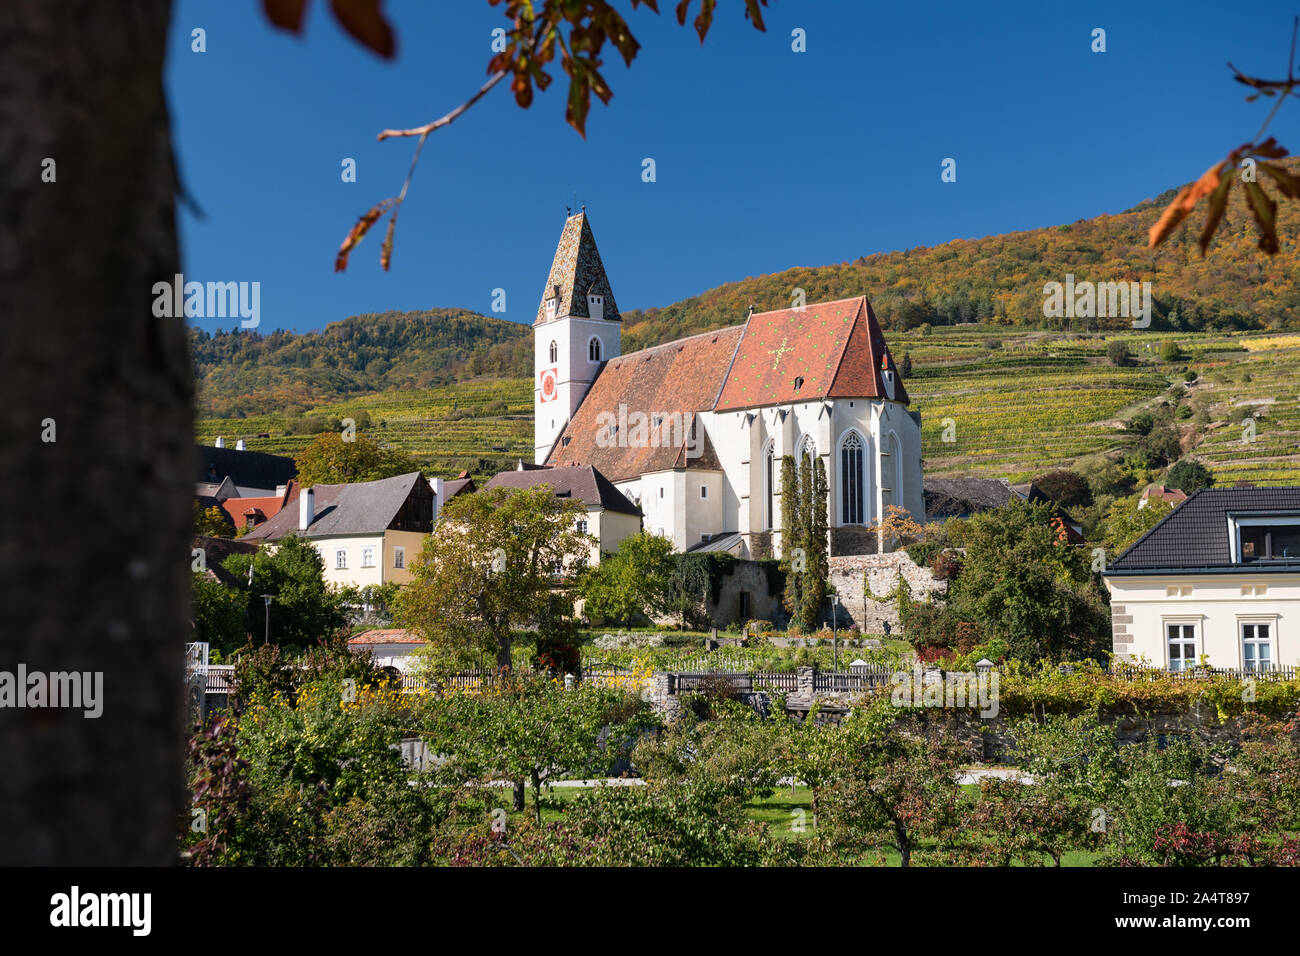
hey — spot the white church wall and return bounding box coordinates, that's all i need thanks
[684,470,725,547]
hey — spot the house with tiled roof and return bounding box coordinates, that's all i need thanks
[484,462,642,562]
[348,628,427,673]
[1102,487,1300,672]
[531,211,923,557]
[243,472,436,588]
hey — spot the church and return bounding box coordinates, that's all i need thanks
[532,210,924,559]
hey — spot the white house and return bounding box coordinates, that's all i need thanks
[532,210,924,558]
[1103,487,1300,672]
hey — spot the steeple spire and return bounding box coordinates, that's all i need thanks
[534,210,620,326]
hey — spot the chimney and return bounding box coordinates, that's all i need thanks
[299,487,314,531]
[214,436,225,448]
[235,439,246,451]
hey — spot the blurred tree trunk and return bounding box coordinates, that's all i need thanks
[0,0,191,863]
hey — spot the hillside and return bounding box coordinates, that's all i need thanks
[620,165,1300,350]
[196,326,1300,488]
[193,165,1300,485]
[191,308,529,417]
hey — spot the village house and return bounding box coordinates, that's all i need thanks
[243,472,437,589]
[1103,487,1300,672]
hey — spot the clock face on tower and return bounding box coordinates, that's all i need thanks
[539,368,558,403]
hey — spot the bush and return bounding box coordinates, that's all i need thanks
[1106,340,1132,366]
[1159,340,1187,362]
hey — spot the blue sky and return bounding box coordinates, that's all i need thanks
[167,0,1296,335]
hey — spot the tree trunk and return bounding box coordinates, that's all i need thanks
[530,769,541,824]
[0,0,190,864]
[512,779,525,812]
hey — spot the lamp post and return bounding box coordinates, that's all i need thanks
[261,594,273,645]
[831,592,840,671]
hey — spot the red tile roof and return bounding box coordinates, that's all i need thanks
[714,296,908,411]
[546,326,745,482]
[220,494,286,528]
[349,628,427,645]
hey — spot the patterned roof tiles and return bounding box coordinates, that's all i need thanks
[713,295,908,411]
[534,212,620,326]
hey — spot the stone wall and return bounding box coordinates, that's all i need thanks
[828,552,946,634]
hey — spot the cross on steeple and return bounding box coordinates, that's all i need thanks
[768,336,794,371]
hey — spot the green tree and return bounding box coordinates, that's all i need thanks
[398,485,590,669]
[1106,339,1132,366]
[799,457,829,629]
[820,704,965,867]
[1158,340,1187,363]
[1103,494,1174,556]
[195,501,232,537]
[222,535,349,648]
[440,674,652,823]
[577,531,676,625]
[900,351,912,377]
[293,431,419,487]
[938,499,1111,661]
[779,455,803,620]
[191,572,250,654]
[1165,458,1215,493]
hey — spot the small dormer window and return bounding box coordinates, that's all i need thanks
[793,376,804,391]
[546,299,558,319]
[587,292,604,321]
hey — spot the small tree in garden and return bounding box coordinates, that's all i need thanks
[577,531,676,625]
[972,778,1098,867]
[819,704,965,866]
[429,673,652,824]
[399,485,590,669]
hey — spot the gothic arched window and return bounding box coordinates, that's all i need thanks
[839,431,864,525]
[588,337,602,362]
[762,440,775,531]
[548,340,557,364]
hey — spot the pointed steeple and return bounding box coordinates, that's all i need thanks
[534,211,620,326]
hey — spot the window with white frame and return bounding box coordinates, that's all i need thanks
[361,546,375,568]
[393,547,405,569]
[1165,622,1197,671]
[577,518,588,534]
[1241,622,1274,673]
[335,549,347,570]
[588,336,602,362]
[1231,513,1300,562]
[548,340,558,363]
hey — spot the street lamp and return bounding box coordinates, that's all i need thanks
[261,594,273,645]
[831,592,840,671]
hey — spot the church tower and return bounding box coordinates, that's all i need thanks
[533,210,622,463]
